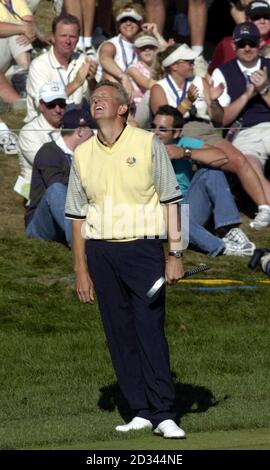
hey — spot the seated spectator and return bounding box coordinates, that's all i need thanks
[150,42,270,229]
[17,81,67,198]
[127,32,161,109]
[25,108,92,247]
[0,0,38,74]
[98,1,145,97]
[152,105,255,256]
[211,21,270,229]
[25,13,97,122]
[209,1,270,74]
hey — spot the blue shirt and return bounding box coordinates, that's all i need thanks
[172,136,204,196]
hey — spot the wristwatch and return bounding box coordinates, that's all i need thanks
[183,147,192,158]
[169,250,183,258]
[260,84,270,96]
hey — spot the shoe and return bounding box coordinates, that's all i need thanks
[153,419,186,439]
[249,206,270,229]
[223,228,256,256]
[85,46,98,60]
[0,131,18,155]
[115,417,152,432]
[223,239,255,256]
[194,55,208,77]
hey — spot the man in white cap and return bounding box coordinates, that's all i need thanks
[16,81,67,199]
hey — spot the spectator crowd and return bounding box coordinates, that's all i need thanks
[1,0,270,254]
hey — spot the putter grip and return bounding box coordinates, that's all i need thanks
[184,263,209,278]
[147,264,209,298]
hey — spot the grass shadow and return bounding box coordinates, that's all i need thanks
[97,379,226,423]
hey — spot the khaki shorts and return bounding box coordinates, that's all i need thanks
[181,121,222,145]
[233,122,270,166]
[0,36,32,73]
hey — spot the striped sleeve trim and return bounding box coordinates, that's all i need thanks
[152,136,182,202]
[65,160,88,219]
[160,195,183,204]
[65,213,86,220]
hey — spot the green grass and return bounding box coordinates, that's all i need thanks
[0,238,269,449]
[0,0,270,451]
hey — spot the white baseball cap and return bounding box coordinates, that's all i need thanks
[39,81,67,103]
[116,8,143,22]
[162,44,199,67]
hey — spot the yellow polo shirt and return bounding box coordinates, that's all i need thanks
[65,126,181,240]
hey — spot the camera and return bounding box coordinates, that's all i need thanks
[248,248,270,274]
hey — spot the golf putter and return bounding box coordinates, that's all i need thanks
[146,263,210,299]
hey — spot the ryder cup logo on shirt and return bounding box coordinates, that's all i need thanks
[126,156,136,167]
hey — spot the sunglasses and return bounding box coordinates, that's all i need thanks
[45,99,66,109]
[250,14,270,21]
[119,17,139,24]
[137,45,157,51]
[150,124,174,132]
[236,40,259,49]
[177,59,195,65]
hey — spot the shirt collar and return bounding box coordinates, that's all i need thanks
[55,135,74,156]
[49,46,79,69]
[237,58,261,75]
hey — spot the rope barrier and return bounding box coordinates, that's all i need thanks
[3,126,270,132]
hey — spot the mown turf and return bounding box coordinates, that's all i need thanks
[0,0,270,451]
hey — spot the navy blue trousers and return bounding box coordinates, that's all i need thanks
[86,238,176,428]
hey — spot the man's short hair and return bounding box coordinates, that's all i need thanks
[93,80,130,106]
[155,105,184,130]
[52,13,81,35]
[93,80,130,120]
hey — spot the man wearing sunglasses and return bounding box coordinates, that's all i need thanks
[152,105,255,256]
[209,1,270,73]
[211,21,270,229]
[16,81,68,199]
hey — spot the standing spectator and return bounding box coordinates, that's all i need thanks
[65,80,186,439]
[17,81,67,198]
[25,13,97,122]
[25,108,92,247]
[145,0,166,34]
[0,0,38,73]
[211,21,270,228]
[62,0,96,55]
